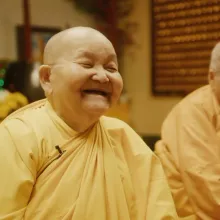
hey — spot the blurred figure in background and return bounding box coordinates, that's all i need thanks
[3,61,44,103]
[0,89,28,122]
[155,42,220,219]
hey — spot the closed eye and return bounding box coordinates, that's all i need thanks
[80,63,93,68]
[106,67,117,73]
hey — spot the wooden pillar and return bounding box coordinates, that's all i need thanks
[23,0,32,62]
[107,0,118,50]
[96,0,118,53]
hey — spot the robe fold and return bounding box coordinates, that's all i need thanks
[156,85,220,220]
[0,99,178,219]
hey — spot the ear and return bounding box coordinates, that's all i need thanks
[208,70,215,82]
[39,65,53,96]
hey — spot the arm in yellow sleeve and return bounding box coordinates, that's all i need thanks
[117,121,178,219]
[177,104,220,219]
[145,154,178,220]
[0,119,38,219]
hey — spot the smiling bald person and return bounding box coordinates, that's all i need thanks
[0,27,177,219]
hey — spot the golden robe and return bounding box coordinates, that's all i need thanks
[155,85,220,220]
[0,99,177,219]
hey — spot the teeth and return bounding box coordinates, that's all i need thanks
[83,90,107,96]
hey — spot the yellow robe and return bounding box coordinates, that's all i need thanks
[156,85,220,220]
[0,99,177,219]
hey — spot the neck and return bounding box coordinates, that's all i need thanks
[48,98,102,132]
[61,113,99,132]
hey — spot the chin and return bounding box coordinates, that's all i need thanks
[83,103,110,117]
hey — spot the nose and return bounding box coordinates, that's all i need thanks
[91,68,109,83]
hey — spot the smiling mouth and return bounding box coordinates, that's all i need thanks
[82,89,109,97]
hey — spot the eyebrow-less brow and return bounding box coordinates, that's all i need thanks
[75,50,118,64]
[75,51,95,59]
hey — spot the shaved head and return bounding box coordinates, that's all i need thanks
[209,42,220,73]
[39,26,122,132]
[43,27,114,65]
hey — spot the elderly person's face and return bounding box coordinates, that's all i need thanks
[208,42,220,104]
[209,70,220,103]
[40,28,123,120]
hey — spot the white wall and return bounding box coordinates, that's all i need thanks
[123,0,181,135]
[0,0,95,60]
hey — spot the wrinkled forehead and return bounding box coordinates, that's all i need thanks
[45,29,117,64]
[62,39,117,63]
[71,33,115,52]
[73,47,117,62]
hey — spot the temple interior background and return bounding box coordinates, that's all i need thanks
[0,0,218,149]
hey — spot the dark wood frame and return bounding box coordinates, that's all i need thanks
[16,25,61,62]
[150,0,218,96]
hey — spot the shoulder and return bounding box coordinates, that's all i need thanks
[0,108,41,176]
[3,99,48,125]
[101,116,130,129]
[101,116,136,135]
[161,85,215,138]
[164,85,213,123]
[0,114,37,147]
[101,116,152,153]
[1,99,48,140]
[162,86,217,140]
[182,85,213,107]
[177,85,210,110]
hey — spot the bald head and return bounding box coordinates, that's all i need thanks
[209,42,220,74]
[43,27,114,65]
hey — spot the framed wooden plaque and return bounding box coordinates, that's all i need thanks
[151,0,220,96]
